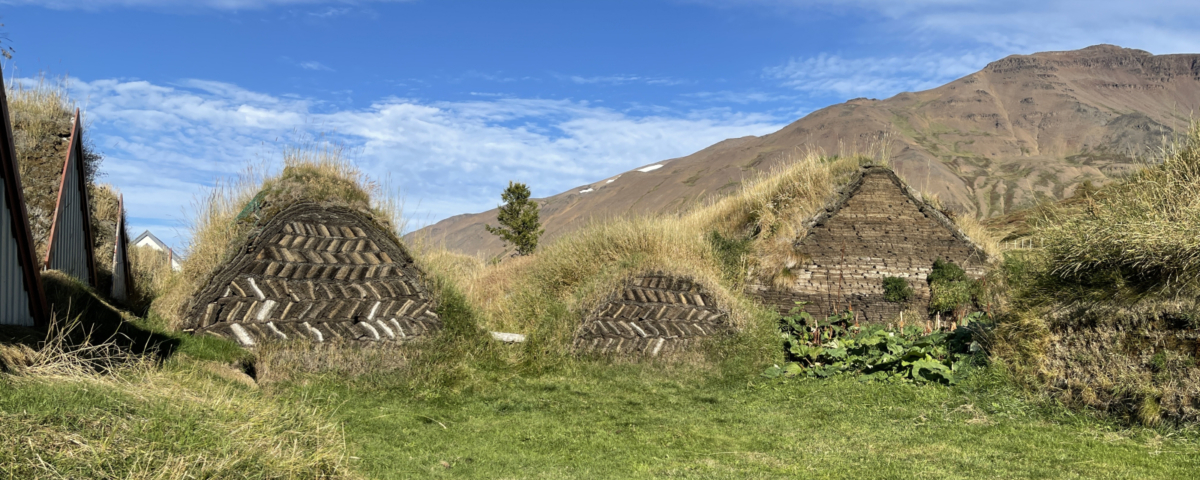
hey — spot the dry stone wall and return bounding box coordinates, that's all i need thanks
[185,203,439,346]
[748,166,988,323]
[574,273,731,356]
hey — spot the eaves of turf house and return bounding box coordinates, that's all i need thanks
[179,177,440,347]
[748,165,990,323]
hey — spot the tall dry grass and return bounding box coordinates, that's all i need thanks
[7,75,75,148]
[697,149,871,286]
[954,214,1001,260]
[1,285,355,478]
[129,244,178,309]
[0,330,354,478]
[1038,122,1200,297]
[0,315,148,378]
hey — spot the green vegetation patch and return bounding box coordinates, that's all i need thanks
[283,363,1200,479]
[768,307,983,384]
[928,259,982,315]
[990,125,1200,424]
[883,276,914,303]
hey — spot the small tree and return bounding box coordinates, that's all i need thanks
[485,181,543,255]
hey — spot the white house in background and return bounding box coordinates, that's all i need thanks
[132,230,181,271]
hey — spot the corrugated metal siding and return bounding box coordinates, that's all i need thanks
[1,172,34,326]
[43,113,96,287]
[111,202,128,302]
[46,143,92,283]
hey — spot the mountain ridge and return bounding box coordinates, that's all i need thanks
[413,45,1200,257]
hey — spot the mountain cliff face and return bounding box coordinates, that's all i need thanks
[415,45,1200,257]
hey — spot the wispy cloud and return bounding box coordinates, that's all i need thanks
[55,77,782,247]
[307,6,350,17]
[694,0,1200,54]
[563,74,689,87]
[457,71,534,83]
[298,60,333,71]
[682,90,802,105]
[764,51,995,98]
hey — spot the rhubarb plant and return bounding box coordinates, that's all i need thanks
[763,306,986,384]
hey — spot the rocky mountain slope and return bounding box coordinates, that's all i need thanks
[415,45,1200,257]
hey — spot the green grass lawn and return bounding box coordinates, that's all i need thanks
[285,363,1200,479]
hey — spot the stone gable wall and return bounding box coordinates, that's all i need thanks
[748,167,987,323]
[574,273,731,356]
[185,203,440,346]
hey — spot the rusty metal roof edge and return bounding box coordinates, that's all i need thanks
[0,66,50,326]
[42,109,99,287]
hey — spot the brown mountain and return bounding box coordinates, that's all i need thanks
[415,45,1200,257]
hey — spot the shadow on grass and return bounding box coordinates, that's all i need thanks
[1,270,248,373]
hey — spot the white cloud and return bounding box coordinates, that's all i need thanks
[298,61,333,71]
[307,6,351,17]
[682,90,803,105]
[719,0,1200,99]
[57,77,782,249]
[699,0,1200,55]
[0,0,407,10]
[764,51,996,99]
[564,74,689,87]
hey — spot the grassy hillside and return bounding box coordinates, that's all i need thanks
[5,123,1200,477]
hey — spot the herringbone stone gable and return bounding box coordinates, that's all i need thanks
[185,203,439,346]
[574,273,731,356]
[747,166,988,323]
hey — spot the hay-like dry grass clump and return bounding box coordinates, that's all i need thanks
[1038,123,1200,298]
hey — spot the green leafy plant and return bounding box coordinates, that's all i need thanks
[763,305,984,384]
[927,259,979,314]
[928,258,966,283]
[882,276,913,303]
[930,279,974,313]
[485,181,545,256]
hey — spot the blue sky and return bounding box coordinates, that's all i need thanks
[1,0,1198,250]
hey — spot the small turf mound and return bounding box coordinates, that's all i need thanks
[184,202,439,346]
[993,124,1200,425]
[574,272,732,356]
[159,146,439,348]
